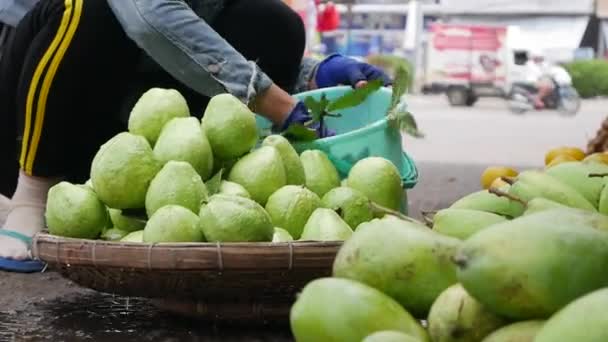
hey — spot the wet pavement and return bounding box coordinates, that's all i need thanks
[0,291,292,341]
[0,162,528,341]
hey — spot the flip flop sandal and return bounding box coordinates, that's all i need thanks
[0,229,46,273]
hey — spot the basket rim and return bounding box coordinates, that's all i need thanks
[33,233,343,271]
[33,233,343,248]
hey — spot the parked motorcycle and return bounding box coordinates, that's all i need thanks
[507,67,581,116]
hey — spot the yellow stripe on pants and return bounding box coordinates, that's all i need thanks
[26,0,83,174]
[20,0,74,172]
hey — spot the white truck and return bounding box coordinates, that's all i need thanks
[423,23,530,106]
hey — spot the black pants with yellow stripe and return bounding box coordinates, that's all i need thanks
[0,0,306,197]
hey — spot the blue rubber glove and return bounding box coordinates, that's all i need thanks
[315,54,392,89]
[277,101,335,138]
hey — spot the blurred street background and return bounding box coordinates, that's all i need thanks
[404,95,607,166]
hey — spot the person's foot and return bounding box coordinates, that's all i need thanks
[0,194,10,227]
[0,171,59,261]
[0,203,46,260]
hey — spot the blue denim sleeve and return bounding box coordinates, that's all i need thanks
[293,56,320,94]
[106,0,273,104]
[0,0,40,27]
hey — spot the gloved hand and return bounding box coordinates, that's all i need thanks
[315,54,392,89]
[277,101,335,138]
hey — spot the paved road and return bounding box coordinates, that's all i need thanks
[402,95,607,167]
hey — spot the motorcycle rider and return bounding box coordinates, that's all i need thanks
[525,49,553,109]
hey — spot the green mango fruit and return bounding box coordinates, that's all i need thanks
[454,209,608,320]
[522,198,569,216]
[545,161,608,208]
[449,190,525,218]
[333,217,461,317]
[432,209,508,240]
[481,321,544,342]
[363,331,422,342]
[534,287,608,342]
[290,277,429,342]
[598,182,608,215]
[508,171,595,211]
[428,284,506,342]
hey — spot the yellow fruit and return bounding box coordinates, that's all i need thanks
[490,177,511,189]
[546,155,577,168]
[481,167,518,190]
[583,153,608,165]
[545,147,585,165]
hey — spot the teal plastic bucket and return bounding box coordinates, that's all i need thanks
[256,86,419,190]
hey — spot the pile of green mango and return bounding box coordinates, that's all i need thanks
[289,159,608,342]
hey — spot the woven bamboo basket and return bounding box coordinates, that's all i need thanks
[32,233,341,322]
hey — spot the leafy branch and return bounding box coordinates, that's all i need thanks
[285,64,423,141]
[387,66,424,138]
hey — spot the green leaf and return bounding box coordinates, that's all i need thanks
[327,79,383,112]
[304,96,323,122]
[390,66,410,110]
[388,109,424,138]
[206,169,223,196]
[283,124,318,142]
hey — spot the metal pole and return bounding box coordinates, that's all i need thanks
[346,3,353,56]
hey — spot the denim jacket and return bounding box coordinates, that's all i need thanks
[1,0,319,104]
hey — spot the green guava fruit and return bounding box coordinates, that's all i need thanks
[265,185,321,239]
[153,117,214,180]
[108,208,146,233]
[145,160,208,217]
[272,227,294,242]
[90,132,161,209]
[143,205,204,243]
[46,182,109,239]
[120,230,144,243]
[300,150,341,197]
[321,187,374,230]
[262,135,306,185]
[347,157,403,211]
[300,208,354,241]
[201,93,258,159]
[227,146,286,205]
[199,194,273,242]
[219,180,250,198]
[128,88,190,145]
[101,228,129,241]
